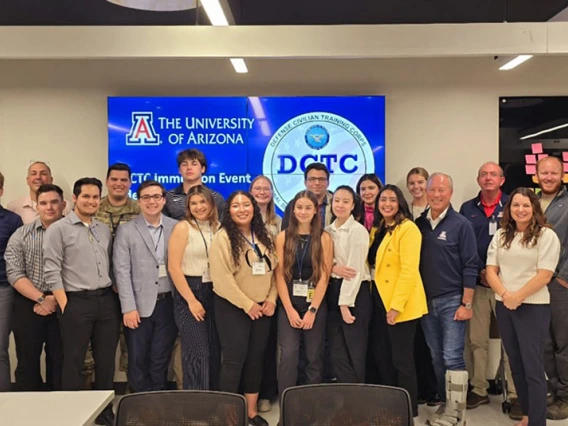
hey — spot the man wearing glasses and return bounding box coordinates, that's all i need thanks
[282,162,333,229]
[113,180,178,393]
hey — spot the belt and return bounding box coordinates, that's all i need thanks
[69,287,112,296]
[157,292,172,301]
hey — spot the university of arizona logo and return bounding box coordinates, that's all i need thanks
[126,112,161,146]
[438,231,447,241]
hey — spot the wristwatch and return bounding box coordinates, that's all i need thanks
[462,302,472,310]
[37,295,45,304]
[308,306,318,314]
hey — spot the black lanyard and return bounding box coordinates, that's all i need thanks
[195,220,212,257]
[296,236,310,282]
[241,231,262,259]
[153,226,163,253]
[108,213,125,238]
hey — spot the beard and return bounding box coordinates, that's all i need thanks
[540,182,562,195]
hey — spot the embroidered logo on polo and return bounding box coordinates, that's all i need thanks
[437,231,447,241]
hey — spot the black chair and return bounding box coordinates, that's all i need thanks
[115,390,248,426]
[280,383,413,426]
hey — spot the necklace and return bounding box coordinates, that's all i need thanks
[298,235,310,250]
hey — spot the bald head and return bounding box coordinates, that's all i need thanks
[26,162,53,197]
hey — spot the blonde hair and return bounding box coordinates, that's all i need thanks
[249,175,279,226]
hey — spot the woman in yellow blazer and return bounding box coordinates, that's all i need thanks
[370,184,428,418]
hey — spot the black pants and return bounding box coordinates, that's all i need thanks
[371,284,419,416]
[415,321,438,399]
[545,278,568,400]
[278,302,328,396]
[58,289,121,391]
[326,278,372,383]
[259,310,278,401]
[497,302,550,426]
[12,292,63,391]
[124,295,178,392]
[215,295,271,394]
[174,276,220,390]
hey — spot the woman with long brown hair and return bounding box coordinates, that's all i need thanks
[275,190,333,396]
[406,167,429,220]
[486,187,560,426]
[168,186,220,390]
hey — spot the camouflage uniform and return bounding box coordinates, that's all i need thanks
[81,197,140,388]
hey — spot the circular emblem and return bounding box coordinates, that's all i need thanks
[304,125,330,150]
[263,111,376,212]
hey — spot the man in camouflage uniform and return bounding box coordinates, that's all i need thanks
[81,163,140,389]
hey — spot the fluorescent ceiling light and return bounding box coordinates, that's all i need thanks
[106,0,196,11]
[230,58,248,73]
[499,55,533,71]
[520,122,568,140]
[200,0,229,26]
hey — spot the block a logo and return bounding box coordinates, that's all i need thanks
[126,112,161,146]
[263,112,375,212]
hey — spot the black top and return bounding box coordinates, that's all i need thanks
[286,231,315,312]
[367,226,387,268]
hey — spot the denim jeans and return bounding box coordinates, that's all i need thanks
[421,294,466,401]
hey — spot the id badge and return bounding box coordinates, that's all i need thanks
[306,286,315,303]
[489,220,497,236]
[292,280,308,297]
[202,267,212,283]
[252,261,266,275]
[158,264,168,278]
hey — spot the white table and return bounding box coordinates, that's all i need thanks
[0,390,115,426]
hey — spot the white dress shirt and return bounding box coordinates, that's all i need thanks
[326,215,371,307]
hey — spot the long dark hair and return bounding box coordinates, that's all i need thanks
[499,187,550,249]
[221,190,274,267]
[373,184,412,232]
[283,190,325,286]
[330,185,363,223]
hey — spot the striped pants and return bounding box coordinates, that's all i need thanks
[173,276,220,390]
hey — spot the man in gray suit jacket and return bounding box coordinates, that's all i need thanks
[113,180,178,392]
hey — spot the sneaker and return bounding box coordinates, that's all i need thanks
[508,398,523,421]
[427,393,442,407]
[466,391,490,409]
[257,399,272,413]
[547,398,568,420]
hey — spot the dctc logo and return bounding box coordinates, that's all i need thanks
[263,112,375,211]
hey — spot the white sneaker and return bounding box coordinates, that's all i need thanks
[257,399,272,413]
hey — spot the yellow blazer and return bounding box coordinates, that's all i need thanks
[371,219,428,323]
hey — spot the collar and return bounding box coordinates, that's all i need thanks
[330,215,355,232]
[479,190,502,208]
[100,196,137,211]
[21,195,35,208]
[0,205,4,217]
[537,186,567,200]
[427,206,449,222]
[173,184,185,195]
[33,218,45,230]
[143,214,163,229]
[68,210,94,226]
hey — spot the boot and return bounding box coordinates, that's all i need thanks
[430,370,468,426]
[427,403,446,425]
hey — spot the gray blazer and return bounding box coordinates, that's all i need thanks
[113,214,177,318]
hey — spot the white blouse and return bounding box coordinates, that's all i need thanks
[326,215,371,307]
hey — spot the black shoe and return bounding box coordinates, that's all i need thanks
[466,391,490,409]
[95,405,115,426]
[418,395,428,405]
[249,414,269,426]
[427,393,442,407]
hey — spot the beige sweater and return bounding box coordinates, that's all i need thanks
[210,229,278,313]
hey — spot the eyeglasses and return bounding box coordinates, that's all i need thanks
[307,177,328,183]
[140,194,164,202]
[251,186,272,193]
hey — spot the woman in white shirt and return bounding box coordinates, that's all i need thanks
[486,187,560,426]
[325,185,372,383]
[406,167,429,220]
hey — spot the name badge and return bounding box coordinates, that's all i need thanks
[489,221,497,236]
[292,280,308,297]
[202,267,212,283]
[158,264,168,278]
[252,261,266,275]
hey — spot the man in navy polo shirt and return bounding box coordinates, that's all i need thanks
[459,162,519,418]
[416,172,478,426]
[0,171,24,391]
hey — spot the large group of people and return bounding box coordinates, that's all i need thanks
[0,149,566,426]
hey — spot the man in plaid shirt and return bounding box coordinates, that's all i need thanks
[5,183,66,391]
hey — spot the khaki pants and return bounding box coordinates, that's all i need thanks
[172,336,183,390]
[469,286,517,398]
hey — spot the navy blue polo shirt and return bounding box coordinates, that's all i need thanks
[459,192,509,283]
[416,206,478,300]
[0,205,23,287]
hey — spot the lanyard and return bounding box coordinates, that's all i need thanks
[153,226,163,253]
[241,230,262,259]
[296,235,311,282]
[195,220,213,257]
[108,213,125,238]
